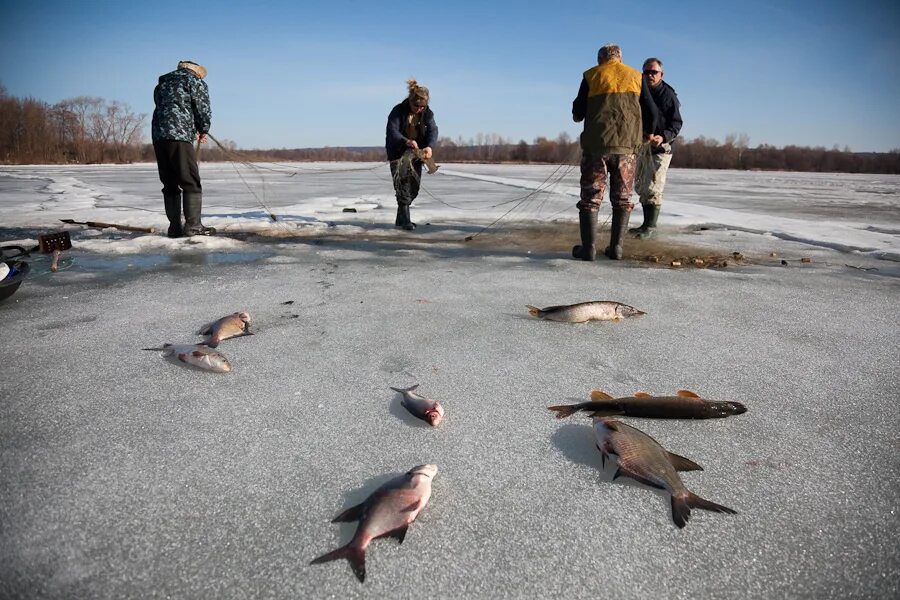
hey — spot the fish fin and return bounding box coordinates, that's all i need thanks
[677,390,701,398]
[671,495,691,529]
[526,305,541,317]
[331,502,366,523]
[383,525,408,544]
[687,491,738,516]
[176,353,189,363]
[142,343,173,351]
[401,500,422,513]
[597,445,606,467]
[198,324,212,335]
[667,452,704,472]
[590,390,614,401]
[191,350,207,358]
[310,544,366,583]
[612,468,622,480]
[546,404,578,419]
[633,391,652,398]
[618,468,666,491]
[203,339,219,349]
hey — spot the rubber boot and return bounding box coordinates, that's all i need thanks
[571,211,597,261]
[396,204,416,231]
[604,208,631,260]
[628,204,660,239]
[163,192,183,238]
[183,192,216,236]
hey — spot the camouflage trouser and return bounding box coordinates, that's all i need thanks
[576,152,636,212]
[389,152,423,207]
[635,143,673,206]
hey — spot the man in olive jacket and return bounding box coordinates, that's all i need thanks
[152,60,214,238]
[571,44,656,260]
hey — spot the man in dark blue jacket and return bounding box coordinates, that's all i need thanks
[152,60,215,238]
[630,57,683,239]
[385,79,438,230]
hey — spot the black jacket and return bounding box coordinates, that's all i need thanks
[647,81,682,149]
[385,101,438,161]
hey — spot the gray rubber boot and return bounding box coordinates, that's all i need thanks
[629,204,660,238]
[183,192,216,236]
[571,211,598,261]
[604,208,631,260]
[163,192,183,238]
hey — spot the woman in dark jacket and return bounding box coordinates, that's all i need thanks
[385,79,438,230]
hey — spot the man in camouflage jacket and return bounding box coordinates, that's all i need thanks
[152,60,215,237]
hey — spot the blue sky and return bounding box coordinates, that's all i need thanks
[2,1,899,152]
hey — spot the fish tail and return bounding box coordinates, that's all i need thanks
[390,384,419,393]
[310,544,367,582]
[546,404,578,419]
[526,305,542,317]
[204,338,220,349]
[142,343,172,351]
[687,491,738,516]
[670,494,691,529]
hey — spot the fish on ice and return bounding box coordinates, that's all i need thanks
[548,389,747,419]
[594,417,737,528]
[199,311,252,348]
[143,343,232,373]
[526,301,645,323]
[310,464,438,582]
[391,384,444,426]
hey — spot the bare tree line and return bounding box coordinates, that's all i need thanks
[0,85,145,164]
[2,85,898,173]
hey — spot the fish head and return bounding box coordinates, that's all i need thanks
[237,311,251,324]
[617,304,646,318]
[408,464,438,479]
[718,401,747,416]
[205,350,233,373]
[425,404,444,427]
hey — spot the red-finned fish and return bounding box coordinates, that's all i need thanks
[594,418,736,528]
[199,311,252,348]
[391,385,444,426]
[526,301,645,323]
[548,389,747,419]
[310,464,438,582]
[143,343,232,373]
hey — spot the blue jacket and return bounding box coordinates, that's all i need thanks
[385,100,438,161]
[152,68,211,143]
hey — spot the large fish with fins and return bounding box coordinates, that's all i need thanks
[526,301,645,323]
[391,384,444,426]
[199,311,252,348]
[143,343,232,373]
[594,417,737,528]
[310,464,438,582]
[549,390,747,420]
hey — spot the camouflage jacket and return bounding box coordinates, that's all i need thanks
[151,68,211,143]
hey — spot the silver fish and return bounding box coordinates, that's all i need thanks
[594,418,737,528]
[391,384,444,426]
[310,464,438,582]
[143,343,232,373]
[199,311,252,348]
[526,301,645,323]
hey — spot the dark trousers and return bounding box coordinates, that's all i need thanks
[153,140,202,195]
[390,156,422,206]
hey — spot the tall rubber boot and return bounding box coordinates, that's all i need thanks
[183,192,216,236]
[604,208,631,260]
[396,204,416,231]
[628,204,660,238]
[571,211,597,261]
[163,192,183,238]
